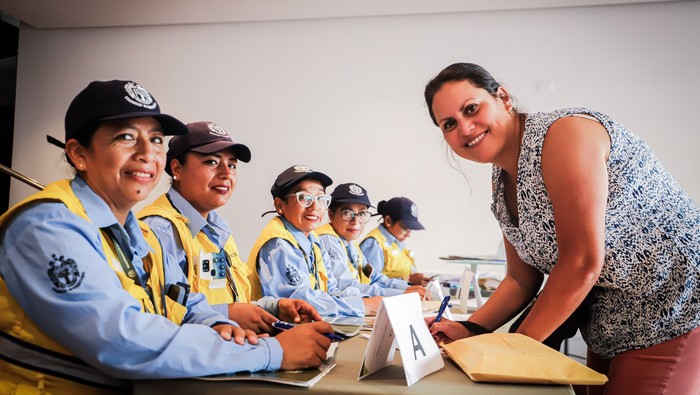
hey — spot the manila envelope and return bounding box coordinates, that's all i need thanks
[442,333,607,385]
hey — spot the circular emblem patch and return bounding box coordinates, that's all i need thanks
[410,203,419,218]
[348,184,364,196]
[123,82,157,109]
[207,122,230,139]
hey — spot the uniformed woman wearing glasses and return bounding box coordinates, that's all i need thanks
[317,183,428,300]
[247,165,369,316]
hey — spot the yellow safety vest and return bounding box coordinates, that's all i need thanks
[246,217,329,300]
[362,227,415,280]
[139,194,252,304]
[0,179,185,394]
[316,224,371,285]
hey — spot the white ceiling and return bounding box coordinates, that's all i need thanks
[0,0,685,29]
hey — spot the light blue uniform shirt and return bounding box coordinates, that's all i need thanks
[142,187,280,318]
[257,217,365,317]
[318,232,407,297]
[0,177,283,378]
[360,224,413,276]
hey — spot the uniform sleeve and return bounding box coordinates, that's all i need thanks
[320,247,363,299]
[360,237,386,274]
[257,238,364,317]
[318,235,363,293]
[319,239,404,297]
[0,204,283,379]
[252,296,280,316]
[365,272,406,296]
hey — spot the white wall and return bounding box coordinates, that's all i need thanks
[9,1,700,275]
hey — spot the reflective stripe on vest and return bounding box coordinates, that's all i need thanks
[0,331,129,391]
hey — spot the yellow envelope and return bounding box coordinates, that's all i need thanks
[442,333,608,385]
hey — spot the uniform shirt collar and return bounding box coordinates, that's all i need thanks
[167,187,232,247]
[71,176,150,257]
[379,223,404,248]
[280,217,318,256]
[340,238,359,263]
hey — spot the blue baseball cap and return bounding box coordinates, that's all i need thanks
[330,183,373,208]
[57,80,187,148]
[377,197,425,230]
[166,121,251,176]
[271,165,333,198]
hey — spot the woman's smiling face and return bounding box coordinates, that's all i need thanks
[171,150,239,218]
[431,80,512,164]
[329,203,370,241]
[278,179,327,236]
[73,117,165,217]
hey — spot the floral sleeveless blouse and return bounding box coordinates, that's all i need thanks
[491,107,700,358]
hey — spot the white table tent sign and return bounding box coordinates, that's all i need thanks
[358,292,444,386]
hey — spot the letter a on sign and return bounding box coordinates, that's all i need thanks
[410,324,426,360]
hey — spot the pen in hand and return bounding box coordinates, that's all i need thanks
[272,321,344,341]
[434,295,451,322]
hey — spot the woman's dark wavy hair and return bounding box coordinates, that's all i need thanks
[424,63,502,126]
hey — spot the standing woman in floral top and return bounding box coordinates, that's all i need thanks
[424,63,699,395]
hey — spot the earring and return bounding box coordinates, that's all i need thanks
[173,175,178,181]
[77,163,84,170]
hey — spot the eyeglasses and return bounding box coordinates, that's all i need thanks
[285,192,332,208]
[340,209,371,224]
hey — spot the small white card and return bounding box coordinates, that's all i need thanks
[455,267,482,313]
[358,293,444,386]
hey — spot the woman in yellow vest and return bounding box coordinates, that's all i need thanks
[247,165,380,316]
[0,80,333,394]
[360,197,428,285]
[140,121,321,334]
[317,182,428,299]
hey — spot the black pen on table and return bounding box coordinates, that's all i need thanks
[434,295,451,322]
[272,321,344,341]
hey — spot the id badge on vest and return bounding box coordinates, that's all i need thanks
[198,251,227,289]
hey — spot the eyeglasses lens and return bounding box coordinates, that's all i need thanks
[295,192,332,208]
[341,209,371,223]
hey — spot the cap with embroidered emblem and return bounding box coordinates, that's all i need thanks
[54,80,188,148]
[330,183,373,208]
[166,121,251,176]
[271,165,332,198]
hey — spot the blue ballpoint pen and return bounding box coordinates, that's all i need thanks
[272,321,345,341]
[434,295,451,322]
